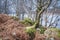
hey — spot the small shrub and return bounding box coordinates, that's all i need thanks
[39,27,46,34]
[25,28,36,40]
[20,18,35,26]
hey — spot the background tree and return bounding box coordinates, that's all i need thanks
[5,0,7,14]
[26,0,52,29]
[40,0,60,28]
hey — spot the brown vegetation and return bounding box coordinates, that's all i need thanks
[33,31,46,40]
[0,14,29,40]
[0,14,60,40]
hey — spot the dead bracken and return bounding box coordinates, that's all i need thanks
[0,14,29,40]
[0,14,59,40]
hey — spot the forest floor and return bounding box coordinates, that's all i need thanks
[0,14,60,40]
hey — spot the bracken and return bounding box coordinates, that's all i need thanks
[0,14,29,40]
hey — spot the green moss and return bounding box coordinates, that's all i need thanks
[49,28,60,37]
[11,16,19,21]
[25,28,36,40]
[20,18,35,26]
[26,28,36,35]
[50,28,58,31]
[39,27,46,34]
[57,29,60,37]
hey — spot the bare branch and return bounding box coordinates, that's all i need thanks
[48,16,59,27]
[23,4,29,14]
[34,0,52,28]
[48,12,54,27]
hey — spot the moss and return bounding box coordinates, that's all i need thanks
[49,28,60,37]
[50,28,58,31]
[26,28,36,35]
[57,29,60,37]
[11,16,19,21]
[25,28,36,40]
[20,18,35,26]
[39,27,46,34]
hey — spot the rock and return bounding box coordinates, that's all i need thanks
[44,28,59,40]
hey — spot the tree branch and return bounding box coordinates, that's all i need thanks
[35,0,52,28]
